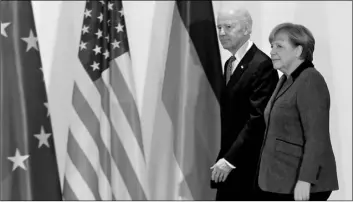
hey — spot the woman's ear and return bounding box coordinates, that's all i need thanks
[296,45,303,58]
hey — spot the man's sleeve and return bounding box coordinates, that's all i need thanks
[223,158,236,169]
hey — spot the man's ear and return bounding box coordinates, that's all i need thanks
[243,26,249,35]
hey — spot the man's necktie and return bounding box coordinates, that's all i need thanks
[226,56,236,84]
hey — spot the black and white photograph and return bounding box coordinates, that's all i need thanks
[1,1,351,201]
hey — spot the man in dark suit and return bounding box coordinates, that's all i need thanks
[210,6,279,200]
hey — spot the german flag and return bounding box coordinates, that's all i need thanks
[144,1,223,200]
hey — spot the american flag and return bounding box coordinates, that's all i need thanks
[0,1,62,200]
[62,0,147,200]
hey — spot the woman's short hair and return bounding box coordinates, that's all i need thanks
[269,22,315,62]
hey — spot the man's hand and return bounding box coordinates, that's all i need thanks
[294,180,311,200]
[210,158,234,183]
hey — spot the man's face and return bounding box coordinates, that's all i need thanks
[217,13,246,51]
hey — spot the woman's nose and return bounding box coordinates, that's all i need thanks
[219,28,225,36]
[270,48,276,55]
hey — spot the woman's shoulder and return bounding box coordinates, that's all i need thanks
[296,67,330,99]
[297,67,327,85]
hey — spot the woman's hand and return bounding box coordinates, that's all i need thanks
[294,180,311,200]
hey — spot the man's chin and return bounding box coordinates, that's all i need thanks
[221,44,231,50]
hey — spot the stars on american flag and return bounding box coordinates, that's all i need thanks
[82,25,90,35]
[118,9,124,17]
[78,0,128,81]
[111,39,120,49]
[84,8,92,18]
[97,13,103,23]
[91,61,100,71]
[108,2,114,10]
[79,41,87,50]
[95,29,103,39]
[103,49,109,59]
[115,23,124,33]
[93,45,102,55]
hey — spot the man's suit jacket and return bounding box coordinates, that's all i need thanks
[213,44,279,192]
[258,60,339,194]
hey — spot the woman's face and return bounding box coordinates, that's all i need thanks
[270,32,299,72]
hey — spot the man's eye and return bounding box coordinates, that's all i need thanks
[226,25,231,29]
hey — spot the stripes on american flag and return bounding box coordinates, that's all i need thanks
[63,0,147,200]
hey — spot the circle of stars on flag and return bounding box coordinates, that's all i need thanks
[1,19,52,172]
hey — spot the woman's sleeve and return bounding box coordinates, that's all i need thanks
[296,71,331,184]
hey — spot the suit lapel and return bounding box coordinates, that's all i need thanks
[274,76,294,101]
[268,75,286,106]
[223,59,230,85]
[273,61,314,100]
[265,61,314,129]
[228,63,248,86]
[264,75,286,124]
[226,44,257,87]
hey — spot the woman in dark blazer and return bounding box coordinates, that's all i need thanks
[257,23,339,201]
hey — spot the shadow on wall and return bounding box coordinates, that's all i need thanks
[293,2,343,200]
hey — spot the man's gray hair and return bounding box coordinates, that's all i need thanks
[218,6,253,35]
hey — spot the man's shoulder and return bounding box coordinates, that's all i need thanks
[244,44,277,80]
[250,44,271,63]
[246,44,272,71]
